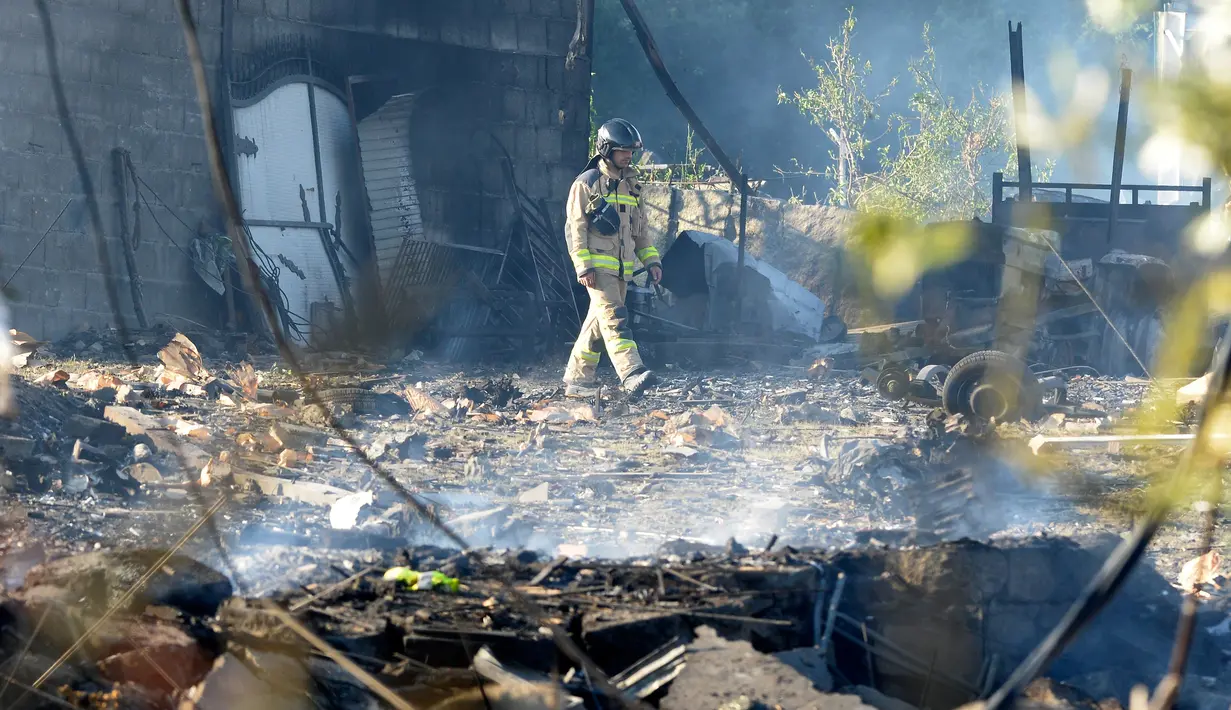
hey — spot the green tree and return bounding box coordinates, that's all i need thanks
[780,15,1052,222]
[776,8,896,207]
[857,26,1046,221]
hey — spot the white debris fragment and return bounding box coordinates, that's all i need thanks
[518,482,551,504]
[329,490,375,530]
[1178,550,1222,596]
[1178,373,1211,406]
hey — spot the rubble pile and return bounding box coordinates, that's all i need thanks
[1,537,1227,709]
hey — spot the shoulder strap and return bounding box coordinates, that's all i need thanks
[577,168,603,190]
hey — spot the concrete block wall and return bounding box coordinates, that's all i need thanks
[0,0,222,340]
[0,0,591,339]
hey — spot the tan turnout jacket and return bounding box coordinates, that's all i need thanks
[565,157,661,281]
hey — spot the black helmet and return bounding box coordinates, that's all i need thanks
[595,118,643,159]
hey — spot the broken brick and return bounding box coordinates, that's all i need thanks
[63,415,126,445]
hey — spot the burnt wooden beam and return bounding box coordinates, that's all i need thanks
[616,0,746,193]
[1107,67,1132,247]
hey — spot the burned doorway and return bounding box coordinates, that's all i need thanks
[230,48,366,345]
[346,75,580,360]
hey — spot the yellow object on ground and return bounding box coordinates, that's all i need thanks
[382,567,461,593]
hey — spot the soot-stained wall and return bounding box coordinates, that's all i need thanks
[0,0,590,339]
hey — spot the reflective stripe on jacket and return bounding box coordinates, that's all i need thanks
[565,157,662,281]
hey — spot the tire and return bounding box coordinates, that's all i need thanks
[941,350,1042,422]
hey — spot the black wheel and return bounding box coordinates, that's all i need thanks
[876,368,911,401]
[941,350,1042,422]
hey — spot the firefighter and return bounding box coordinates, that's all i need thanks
[563,118,662,398]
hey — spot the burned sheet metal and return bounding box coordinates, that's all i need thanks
[191,234,229,296]
[655,230,844,344]
[357,93,427,293]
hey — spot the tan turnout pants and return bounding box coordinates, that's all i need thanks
[564,273,644,383]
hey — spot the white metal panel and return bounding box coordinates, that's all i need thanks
[312,89,367,261]
[234,83,320,221]
[251,225,344,338]
[233,82,348,343]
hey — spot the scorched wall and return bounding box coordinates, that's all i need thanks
[0,0,590,340]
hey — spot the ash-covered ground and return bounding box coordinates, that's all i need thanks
[0,325,1219,592]
[3,327,1231,710]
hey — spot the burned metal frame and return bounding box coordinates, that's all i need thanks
[991,172,1213,264]
[992,175,1213,211]
[492,134,582,341]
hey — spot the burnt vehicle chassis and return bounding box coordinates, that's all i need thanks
[870,351,1102,424]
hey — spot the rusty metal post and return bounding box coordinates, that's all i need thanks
[1008,22,1032,203]
[1107,67,1132,248]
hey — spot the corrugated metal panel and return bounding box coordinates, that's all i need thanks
[356,93,425,291]
[234,82,350,342]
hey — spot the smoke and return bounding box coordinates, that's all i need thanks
[594,0,1174,202]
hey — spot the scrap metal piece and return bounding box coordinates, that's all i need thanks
[915,364,950,386]
[493,136,582,338]
[819,571,845,656]
[473,647,585,708]
[611,638,688,700]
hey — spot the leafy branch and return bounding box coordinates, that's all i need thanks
[776,7,896,207]
[640,125,723,185]
[780,13,1053,222]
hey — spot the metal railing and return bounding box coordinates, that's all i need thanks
[992,172,1212,208]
